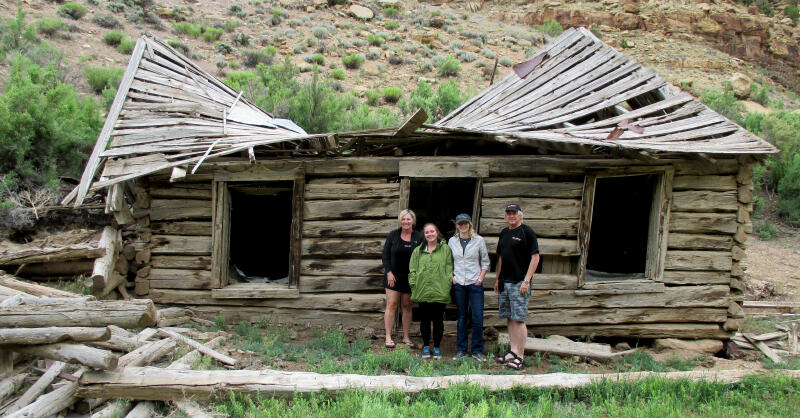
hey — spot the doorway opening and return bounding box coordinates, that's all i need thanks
[228,181,293,284]
[409,178,477,238]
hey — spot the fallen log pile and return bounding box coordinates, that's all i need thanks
[729,325,800,363]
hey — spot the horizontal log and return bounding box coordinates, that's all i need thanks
[213,161,302,181]
[478,218,578,237]
[399,161,489,177]
[0,327,110,345]
[483,307,727,326]
[669,212,737,234]
[118,338,177,368]
[667,233,733,250]
[671,191,738,213]
[150,289,384,312]
[304,158,399,176]
[150,221,212,236]
[187,305,383,327]
[482,182,583,198]
[0,273,86,298]
[304,183,399,200]
[0,245,105,266]
[497,333,635,361]
[575,281,665,296]
[523,323,730,339]
[482,273,577,290]
[672,175,737,191]
[148,199,211,221]
[13,260,94,276]
[76,367,795,401]
[307,177,388,185]
[486,285,729,309]
[150,183,211,199]
[659,271,731,285]
[303,219,397,238]
[158,328,236,366]
[298,276,384,293]
[150,235,211,255]
[150,255,212,270]
[664,251,732,271]
[211,283,299,299]
[482,198,581,219]
[301,238,384,257]
[300,258,383,277]
[484,236,579,256]
[149,269,210,290]
[0,299,157,328]
[304,199,396,220]
[8,343,117,370]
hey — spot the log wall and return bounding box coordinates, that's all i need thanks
[125,156,750,339]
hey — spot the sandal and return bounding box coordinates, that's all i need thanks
[495,351,516,365]
[401,340,416,349]
[505,354,525,371]
[385,340,396,349]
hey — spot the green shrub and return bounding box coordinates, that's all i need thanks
[534,19,563,37]
[166,39,189,55]
[383,7,399,17]
[458,50,477,62]
[366,34,385,46]
[225,20,240,32]
[385,20,399,30]
[400,79,466,122]
[2,9,38,57]
[786,5,800,24]
[498,56,513,67]
[777,154,800,225]
[365,89,381,106]
[35,18,65,37]
[172,22,202,37]
[342,53,364,69]
[85,66,124,94]
[230,32,250,47]
[312,26,329,39]
[215,41,234,54]
[436,55,461,77]
[103,30,126,46]
[117,37,135,54]
[58,2,89,20]
[752,83,771,106]
[227,4,243,16]
[242,47,276,67]
[331,68,345,80]
[754,220,778,240]
[201,27,223,42]
[383,87,402,103]
[481,47,495,59]
[92,13,122,29]
[700,87,744,125]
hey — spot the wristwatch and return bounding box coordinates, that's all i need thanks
[523,279,530,284]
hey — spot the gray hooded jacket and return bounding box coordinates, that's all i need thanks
[448,234,490,286]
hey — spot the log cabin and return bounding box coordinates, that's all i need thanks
[66,28,777,340]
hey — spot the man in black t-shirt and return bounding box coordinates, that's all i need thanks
[493,203,540,370]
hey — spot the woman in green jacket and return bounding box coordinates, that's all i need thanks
[409,223,453,359]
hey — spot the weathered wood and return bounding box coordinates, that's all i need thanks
[290,174,304,288]
[577,174,595,288]
[0,294,23,308]
[90,401,134,418]
[211,283,299,299]
[0,373,28,404]
[89,326,138,352]
[213,161,302,181]
[106,184,134,225]
[304,199,396,220]
[669,212,737,234]
[157,328,236,366]
[150,235,212,255]
[671,191,738,213]
[743,333,783,364]
[0,327,110,345]
[488,285,729,309]
[5,361,67,414]
[646,168,673,281]
[301,238,384,257]
[484,237,579,256]
[307,177,387,185]
[96,271,128,298]
[497,333,636,361]
[0,299,156,328]
[303,219,397,238]
[7,343,117,370]
[659,271,731,285]
[167,336,225,370]
[304,183,399,200]
[150,255,211,270]
[210,180,230,289]
[664,251,732,271]
[150,183,212,199]
[300,258,383,277]
[485,307,727,325]
[298,276,384,293]
[5,370,83,418]
[76,367,798,401]
[399,161,489,178]
[522,323,730,339]
[117,338,177,368]
[304,158,399,176]
[150,221,212,236]
[148,199,211,221]
[0,245,105,266]
[478,218,578,237]
[482,198,581,219]
[0,273,86,298]
[667,233,733,250]
[13,260,94,276]
[186,305,382,327]
[482,181,583,198]
[482,273,578,290]
[149,269,210,289]
[150,289,384,312]
[673,175,737,191]
[575,281,665,296]
[399,177,410,212]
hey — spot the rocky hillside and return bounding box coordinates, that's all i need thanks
[1,0,798,115]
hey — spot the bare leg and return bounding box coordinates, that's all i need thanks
[384,289,400,343]
[507,319,527,360]
[400,293,413,342]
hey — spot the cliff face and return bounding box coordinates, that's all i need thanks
[497,1,799,88]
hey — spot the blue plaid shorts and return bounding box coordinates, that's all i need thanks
[498,281,530,323]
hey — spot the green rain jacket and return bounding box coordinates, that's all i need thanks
[408,240,453,304]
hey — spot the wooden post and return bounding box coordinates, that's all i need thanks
[92,226,121,294]
[210,181,231,289]
[399,177,410,211]
[289,171,305,289]
[576,175,596,288]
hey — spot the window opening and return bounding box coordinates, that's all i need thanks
[409,178,476,238]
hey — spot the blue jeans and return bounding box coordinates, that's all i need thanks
[453,283,484,354]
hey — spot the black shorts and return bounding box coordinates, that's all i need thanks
[383,273,411,294]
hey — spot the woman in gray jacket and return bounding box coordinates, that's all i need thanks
[447,213,490,361]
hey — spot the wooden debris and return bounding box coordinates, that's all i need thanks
[0,299,157,329]
[0,327,110,345]
[0,272,87,298]
[742,333,783,364]
[157,328,236,366]
[91,226,122,295]
[498,333,637,361]
[0,372,28,404]
[166,336,224,371]
[124,401,158,418]
[117,338,177,368]
[6,343,118,370]
[90,399,133,418]
[5,361,67,414]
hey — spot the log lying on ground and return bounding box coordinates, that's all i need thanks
[6,343,118,370]
[5,367,84,418]
[0,272,89,299]
[117,338,177,368]
[166,336,225,371]
[5,361,67,414]
[12,296,95,306]
[0,372,28,404]
[89,400,133,418]
[0,245,105,266]
[0,327,110,345]
[124,401,158,418]
[78,367,800,401]
[156,307,192,327]
[89,326,138,352]
[12,260,94,277]
[0,299,157,329]
[157,328,236,366]
[497,333,638,361]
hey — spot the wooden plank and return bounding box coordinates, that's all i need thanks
[303,219,397,238]
[541,255,572,274]
[298,276,384,293]
[149,269,210,289]
[300,258,383,277]
[149,199,211,221]
[485,285,729,309]
[484,236,579,256]
[480,273,578,290]
[481,198,580,219]
[478,218,578,237]
[151,289,384,311]
[149,183,212,199]
[304,158,399,176]
[671,191,738,213]
[187,305,383,327]
[7,343,117,370]
[664,251,732,271]
[150,235,211,255]
[645,167,673,282]
[210,181,230,288]
[399,161,489,178]
[399,177,410,212]
[150,221,212,236]
[305,183,399,200]
[307,177,388,185]
[659,271,731,285]
[673,175,737,191]
[667,233,733,250]
[211,283,299,299]
[669,212,738,234]
[304,199,396,220]
[157,328,237,366]
[150,255,211,270]
[301,238,384,257]
[522,323,730,339]
[482,182,583,198]
[0,327,110,345]
[213,162,302,181]
[290,174,304,288]
[575,281,665,295]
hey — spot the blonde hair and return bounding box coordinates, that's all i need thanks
[398,209,417,228]
[456,221,477,239]
[422,223,443,241]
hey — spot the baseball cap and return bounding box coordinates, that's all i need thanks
[454,213,472,224]
[505,203,522,213]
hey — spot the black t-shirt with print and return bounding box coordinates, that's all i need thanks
[496,224,539,283]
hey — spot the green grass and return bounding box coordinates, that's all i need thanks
[103,30,126,47]
[214,374,800,418]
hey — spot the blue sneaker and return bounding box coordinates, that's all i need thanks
[421,347,431,359]
[433,348,441,359]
